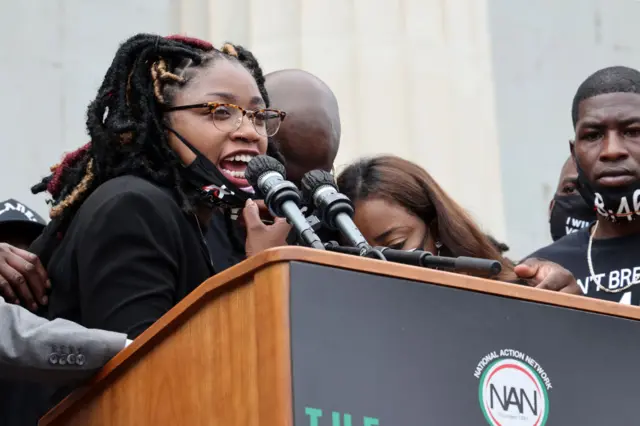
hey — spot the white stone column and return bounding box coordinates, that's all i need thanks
[175,0,506,239]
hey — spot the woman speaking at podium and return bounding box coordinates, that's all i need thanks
[30,34,289,339]
[337,155,580,290]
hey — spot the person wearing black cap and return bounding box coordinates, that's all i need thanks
[0,199,50,310]
[0,198,47,250]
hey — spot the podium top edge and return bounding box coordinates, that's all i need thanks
[235,247,638,320]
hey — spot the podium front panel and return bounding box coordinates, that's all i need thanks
[289,261,640,426]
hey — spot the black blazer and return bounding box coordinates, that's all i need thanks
[46,175,215,338]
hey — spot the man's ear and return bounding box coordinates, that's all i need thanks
[569,139,575,156]
[548,199,555,219]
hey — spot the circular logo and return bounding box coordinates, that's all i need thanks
[478,359,549,426]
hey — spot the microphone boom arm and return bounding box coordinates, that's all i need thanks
[324,242,502,278]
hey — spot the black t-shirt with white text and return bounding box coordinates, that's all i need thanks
[527,227,640,305]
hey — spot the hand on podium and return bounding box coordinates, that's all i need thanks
[514,258,581,294]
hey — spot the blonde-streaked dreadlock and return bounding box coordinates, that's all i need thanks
[151,59,184,104]
[49,159,95,218]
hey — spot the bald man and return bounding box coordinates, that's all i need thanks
[548,155,595,241]
[266,69,341,184]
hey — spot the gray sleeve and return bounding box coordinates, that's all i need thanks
[0,296,127,384]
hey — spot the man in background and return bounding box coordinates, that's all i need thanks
[548,155,595,241]
[526,66,640,305]
[265,69,341,185]
[0,199,47,250]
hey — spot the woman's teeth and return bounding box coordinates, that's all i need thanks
[222,169,246,179]
[220,154,255,180]
[228,154,254,162]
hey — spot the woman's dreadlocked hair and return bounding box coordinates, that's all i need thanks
[30,34,282,259]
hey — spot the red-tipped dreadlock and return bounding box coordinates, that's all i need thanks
[165,35,214,51]
[47,143,92,198]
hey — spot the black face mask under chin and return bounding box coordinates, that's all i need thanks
[574,154,640,223]
[166,127,254,212]
[549,193,595,241]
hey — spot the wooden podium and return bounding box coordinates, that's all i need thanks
[39,247,640,426]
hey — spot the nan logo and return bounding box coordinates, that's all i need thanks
[474,349,552,426]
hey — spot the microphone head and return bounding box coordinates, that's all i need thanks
[245,155,286,194]
[301,170,337,205]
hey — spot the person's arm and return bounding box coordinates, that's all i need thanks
[75,188,182,338]
[0,295,127,384]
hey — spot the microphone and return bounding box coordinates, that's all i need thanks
[245,156,325,250]
[324,242,502,278]
[286,214,322,246]
[301,170,382,258]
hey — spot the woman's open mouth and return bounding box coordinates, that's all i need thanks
[219,153,257,190]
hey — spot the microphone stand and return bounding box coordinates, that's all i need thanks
[324,241,502,278]
[286,213,499,277]
[361,246,387,260]
[287,215,387,260]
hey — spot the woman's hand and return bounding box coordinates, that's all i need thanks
[243,199,292,257]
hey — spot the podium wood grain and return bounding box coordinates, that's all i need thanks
[39,247,640,425]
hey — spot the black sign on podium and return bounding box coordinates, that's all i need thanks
[288,261,640,426]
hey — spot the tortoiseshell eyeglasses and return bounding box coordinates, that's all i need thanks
[165,102,287,137]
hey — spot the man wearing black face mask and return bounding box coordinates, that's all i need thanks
[526,66,640,305]
[548,155,596,241]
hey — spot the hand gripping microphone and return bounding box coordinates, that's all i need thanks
[245,156,325,250]
[300,170,384,259]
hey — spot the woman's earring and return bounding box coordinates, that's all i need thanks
[435,241,443,256]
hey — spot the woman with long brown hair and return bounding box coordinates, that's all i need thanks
[337,155,518,282]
